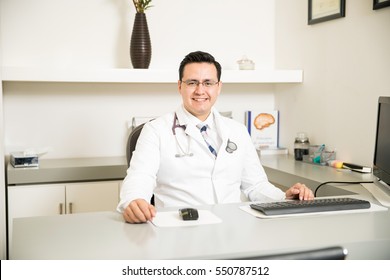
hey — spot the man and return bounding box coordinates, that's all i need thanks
[118,51,314,223]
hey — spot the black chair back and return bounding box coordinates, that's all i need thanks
[126,123,146,167]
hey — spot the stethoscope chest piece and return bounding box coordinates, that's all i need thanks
[226,139,237,153]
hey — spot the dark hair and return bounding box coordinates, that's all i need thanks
[179,51,222,81]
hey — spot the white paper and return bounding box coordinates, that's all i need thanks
[151,210,222,227]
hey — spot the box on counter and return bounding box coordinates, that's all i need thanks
[10,152,39,168]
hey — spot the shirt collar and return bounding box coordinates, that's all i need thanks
[181,105,216,129]
[199,113,216,130]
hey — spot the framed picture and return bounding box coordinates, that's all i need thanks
[373,0,390,10]
[308,0,346,25]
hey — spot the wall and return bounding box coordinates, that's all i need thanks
[0,3,6,258]
[274,0,390,166]
[1,0,275,70]
[1,0,277,159]
[0,0,278,258]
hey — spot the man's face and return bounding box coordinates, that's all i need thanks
[178,62,222,121]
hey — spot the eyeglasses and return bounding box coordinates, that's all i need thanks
[181,79,219,88]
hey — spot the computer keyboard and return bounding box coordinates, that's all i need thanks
[250,197,371,216]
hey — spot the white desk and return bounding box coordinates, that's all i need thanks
[10,155,390,260]
[11,189,390,260]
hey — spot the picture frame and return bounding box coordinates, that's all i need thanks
[308,0,346,25]
[373,0,390,10]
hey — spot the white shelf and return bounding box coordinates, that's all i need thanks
[1,67,303,84]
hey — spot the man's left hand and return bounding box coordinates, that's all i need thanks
[285,183,314,200]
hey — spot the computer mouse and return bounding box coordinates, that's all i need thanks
[179,208,199,220]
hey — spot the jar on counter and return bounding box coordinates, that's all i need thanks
[294,132,310,161]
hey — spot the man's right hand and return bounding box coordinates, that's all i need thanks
[123,199,156,223]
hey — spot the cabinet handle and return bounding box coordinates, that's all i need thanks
[59,203,63,215]
[69,202,73,214]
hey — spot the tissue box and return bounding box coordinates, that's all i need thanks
[10,152,39,168]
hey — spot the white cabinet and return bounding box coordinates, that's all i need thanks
[8,184,66,218]
[7,180,120,253]
[8,181,120,217]
[64,182,120,214]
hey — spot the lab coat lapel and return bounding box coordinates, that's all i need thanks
[213,109,231,156]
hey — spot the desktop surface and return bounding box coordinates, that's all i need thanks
[260,155,373,194]
[11,189,390,260]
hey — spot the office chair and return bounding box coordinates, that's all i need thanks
[126,122,155,205]
[234,246,347,260]
[126,123,147,167]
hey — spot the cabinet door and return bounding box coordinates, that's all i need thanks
[65,181,119,214]
[8,184,66,219]
[7,184,66,253]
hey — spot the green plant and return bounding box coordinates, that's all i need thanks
[132,0,153,13]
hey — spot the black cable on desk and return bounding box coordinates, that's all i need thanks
[314,181,374,197]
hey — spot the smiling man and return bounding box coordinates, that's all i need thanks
[118,51,313,224]
[178,55,222,122]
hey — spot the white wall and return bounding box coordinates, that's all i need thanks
[0,8,6,259]
[1,0,277,159]
[1,0,275,70]
[275,0,390,166]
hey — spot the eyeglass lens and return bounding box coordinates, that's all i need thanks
[182,80,218,87]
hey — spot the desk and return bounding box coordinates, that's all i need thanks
[260,155,373,195]
[10,155,390,260]
[11,185,390,260]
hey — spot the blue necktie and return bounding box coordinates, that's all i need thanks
[198,125,218,157]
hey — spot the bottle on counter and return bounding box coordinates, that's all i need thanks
[294,132,310,161]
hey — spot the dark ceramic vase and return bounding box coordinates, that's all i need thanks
[130,13,152,69]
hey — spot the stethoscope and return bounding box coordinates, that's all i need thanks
[172,113,238,157]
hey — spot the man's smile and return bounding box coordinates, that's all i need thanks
[192,97,208,102]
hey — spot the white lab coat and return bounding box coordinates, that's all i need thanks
[117,106,285,212]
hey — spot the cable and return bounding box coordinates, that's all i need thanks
[314,181,374,197]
